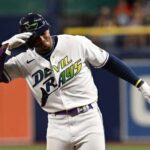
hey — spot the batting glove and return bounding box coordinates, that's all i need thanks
[2,32,32,55]
[138,81,150,104]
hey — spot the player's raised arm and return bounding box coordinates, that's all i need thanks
[0,32,32,82]
[102,54,150,103]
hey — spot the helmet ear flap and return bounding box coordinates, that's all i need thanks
[26,31,38,48]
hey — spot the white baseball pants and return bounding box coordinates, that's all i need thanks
[46,102,105,150]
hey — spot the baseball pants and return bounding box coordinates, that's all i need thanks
[46,102,105,150]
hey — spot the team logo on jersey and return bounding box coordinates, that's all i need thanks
[52,56,82,87]
[53,56,72,72]
[32,67,58,106]
[31,56,82,106]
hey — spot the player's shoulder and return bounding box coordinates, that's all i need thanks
[13,48,33,60]
[57,34,89,43]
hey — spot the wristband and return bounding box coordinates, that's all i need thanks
[135,79,144,88]
[0,42,11,56]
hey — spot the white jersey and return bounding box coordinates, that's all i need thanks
[3,34,109,112]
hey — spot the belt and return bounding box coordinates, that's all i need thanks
[50,104,93,117]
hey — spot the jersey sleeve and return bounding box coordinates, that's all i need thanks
[80,36,109,68]
[4,57,23,81]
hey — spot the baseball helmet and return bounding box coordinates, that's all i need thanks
[19,13,50,47]
[19,13,49,34]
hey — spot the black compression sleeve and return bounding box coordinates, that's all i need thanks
[0,47,8,82]
[102,54,140,86]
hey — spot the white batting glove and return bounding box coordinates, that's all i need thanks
[2,32,32,55]
[138,81,150,104]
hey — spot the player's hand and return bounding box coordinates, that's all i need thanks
[2,32,32,55]
[138,81,150,104]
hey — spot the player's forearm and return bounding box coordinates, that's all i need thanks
[102,54,143,88]
[0,45,8,82]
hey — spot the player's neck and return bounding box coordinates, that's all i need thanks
[51,36,58,51]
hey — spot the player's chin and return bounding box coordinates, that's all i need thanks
[35,43,50,51]
[36,46,51,54]
[44,42,51,49]
[41,41,51,49]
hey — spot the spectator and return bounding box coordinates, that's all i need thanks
[143,0,150,47]
[94,6,117,50]
[124,1,147,48]
[114,0,132,26]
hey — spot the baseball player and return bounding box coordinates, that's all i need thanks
[0,13,150,150]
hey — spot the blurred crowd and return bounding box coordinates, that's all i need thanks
[92,0,150,51]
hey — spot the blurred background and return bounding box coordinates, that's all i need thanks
[0,0,150,148]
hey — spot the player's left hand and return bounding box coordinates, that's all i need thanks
[139,81,150,104]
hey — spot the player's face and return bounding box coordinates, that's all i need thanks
[34,30,52,54]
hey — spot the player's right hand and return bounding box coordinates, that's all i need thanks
[2,32,32,55]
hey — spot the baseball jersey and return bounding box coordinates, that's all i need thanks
[3,34,109,112]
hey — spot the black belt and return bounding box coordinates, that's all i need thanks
[50,104,93,117]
